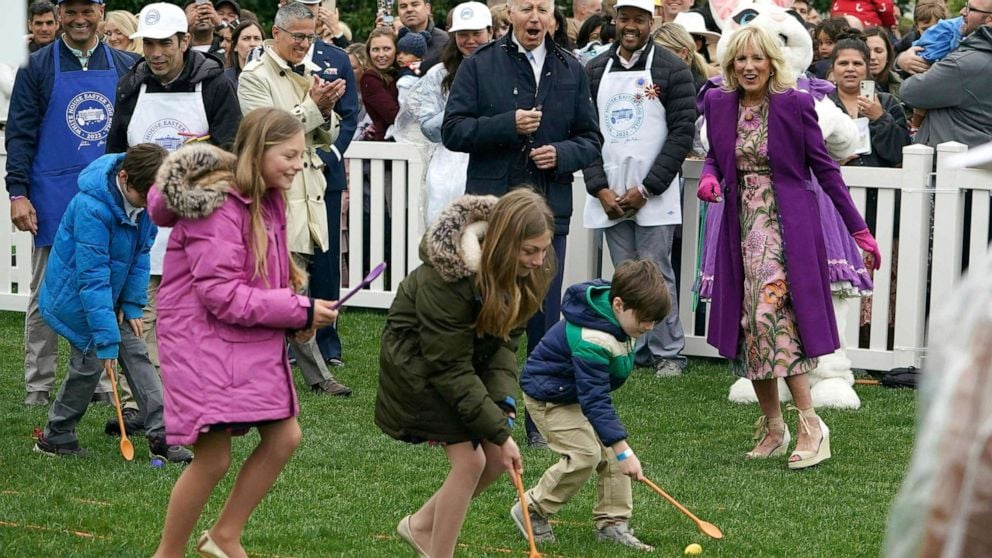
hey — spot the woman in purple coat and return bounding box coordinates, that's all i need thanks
[697,27,881,470]
[148,109,339,558]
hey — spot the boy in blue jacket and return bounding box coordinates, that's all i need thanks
[512,259,670,552]
[33,144,191,464]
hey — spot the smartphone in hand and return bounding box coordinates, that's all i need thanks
[859,79,876,100]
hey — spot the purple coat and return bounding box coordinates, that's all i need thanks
[148,146,312,445]
[702,88,868,359]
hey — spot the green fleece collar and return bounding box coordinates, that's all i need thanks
[585,284,620,328]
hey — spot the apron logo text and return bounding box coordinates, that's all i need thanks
[65,92,114,142]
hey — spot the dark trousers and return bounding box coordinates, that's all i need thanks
[309,190,343,361]
[525,233,567,436]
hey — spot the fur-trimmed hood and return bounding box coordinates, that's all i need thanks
[154,144,238,221]
[424,195,499,282]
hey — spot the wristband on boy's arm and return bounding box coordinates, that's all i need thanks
[617,448,634,461]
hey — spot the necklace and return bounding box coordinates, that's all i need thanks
[740,94,766,121]
[741,97,765,121]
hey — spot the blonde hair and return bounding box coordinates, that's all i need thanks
[653,23,707,81]
[720,26,796,94]
[105,10,142,54]
[475,188,555,340]
[232,108,307,287]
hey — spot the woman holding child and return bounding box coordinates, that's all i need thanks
[376,188,555,558]
[698,27,882,469]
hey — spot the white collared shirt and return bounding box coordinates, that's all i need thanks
[616,42,649,70]
[511,34,547,87]
[115,176,143,223]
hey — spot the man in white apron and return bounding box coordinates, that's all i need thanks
[582,0,697,377]
[6,0,139,407]
[102,2,241,436]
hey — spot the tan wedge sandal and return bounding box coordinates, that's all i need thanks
[745,414,791,459]
[787,406,831,470]
[196,530,230,558]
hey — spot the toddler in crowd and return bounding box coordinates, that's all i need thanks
[395,31,427,104]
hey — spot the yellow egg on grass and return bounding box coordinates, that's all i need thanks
[684,542,703,555]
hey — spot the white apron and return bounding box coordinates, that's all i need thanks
[584,46,681,229]
[127,83,209,274]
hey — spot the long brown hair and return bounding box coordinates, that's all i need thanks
[475,188,555,339]
[232,108,306,287]
[366,28,398,86]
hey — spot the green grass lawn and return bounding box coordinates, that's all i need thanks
[0,309,917,557]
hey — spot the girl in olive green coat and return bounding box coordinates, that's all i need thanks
[376,189,556,558]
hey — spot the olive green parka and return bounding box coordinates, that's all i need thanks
[375,195,522,445]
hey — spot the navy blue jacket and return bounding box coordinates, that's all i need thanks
[311,39,359,192]
[520,280,635,446]
[442,32,602,234]
[39,153,155,359]
[5,41,138,198]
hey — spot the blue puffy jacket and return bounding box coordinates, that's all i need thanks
[520,280,635,446]
[39,153,155,359]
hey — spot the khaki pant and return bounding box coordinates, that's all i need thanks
[524,395,632,529]
[25,245,110,395]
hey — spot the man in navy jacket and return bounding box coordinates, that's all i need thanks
[442,0,601,351]
[309,36,359,366]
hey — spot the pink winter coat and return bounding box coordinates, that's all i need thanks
[147,145,312,446]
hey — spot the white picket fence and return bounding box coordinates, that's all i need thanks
[3,140,990,370]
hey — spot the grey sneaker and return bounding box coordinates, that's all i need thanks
[510,501,555,543]
[654,360,683,378]
[148,436,194,464]
[526,431,549,449]
[24,391,49,406]
[312,377,352,396]
[596,522,654,551]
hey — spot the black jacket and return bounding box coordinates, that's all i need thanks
[582,42,697,197]
[106,50,241,153]
[828,91,910,168]
[442,32,602,234]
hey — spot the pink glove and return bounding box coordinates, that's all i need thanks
[697,174,722,203]
[853,229,882,271]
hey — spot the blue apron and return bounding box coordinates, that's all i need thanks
[30,43,119,246]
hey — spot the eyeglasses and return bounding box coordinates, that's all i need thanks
[275,26,316,44]
[965,3,992,14]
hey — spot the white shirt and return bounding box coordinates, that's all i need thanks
[616,42,649,70]
[511,34,547,87]
[114,176,143,223]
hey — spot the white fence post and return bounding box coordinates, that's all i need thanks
[891,144,934,368]
[930,142,967,297]
[0,134,33,312]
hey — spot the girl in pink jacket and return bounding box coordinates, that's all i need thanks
[148,108,338,558]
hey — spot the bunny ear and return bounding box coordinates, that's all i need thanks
[710,0,744,29]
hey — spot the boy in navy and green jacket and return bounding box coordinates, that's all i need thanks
[512,259,671,552]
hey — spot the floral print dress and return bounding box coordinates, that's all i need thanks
[730,99,817,380]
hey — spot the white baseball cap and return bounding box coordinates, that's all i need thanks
[448,2,493,32]
[614,0,655,14]
[131,3,189,40]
